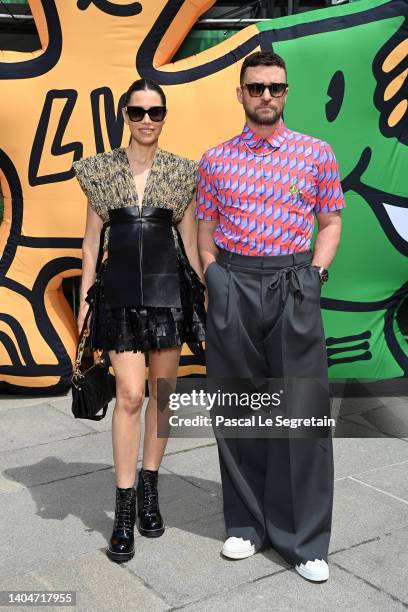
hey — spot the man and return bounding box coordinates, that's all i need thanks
[196,51,345,582]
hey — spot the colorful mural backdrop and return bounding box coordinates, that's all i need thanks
[0,0,407,394]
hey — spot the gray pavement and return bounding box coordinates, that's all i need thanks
[0,392,407,611]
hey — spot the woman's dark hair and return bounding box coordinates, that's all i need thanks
[124,78,166,107]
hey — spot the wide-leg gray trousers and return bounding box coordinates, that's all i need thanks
[205,249,334,566]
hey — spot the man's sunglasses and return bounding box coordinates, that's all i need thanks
[126,106,167,122]
[243,82,288,98]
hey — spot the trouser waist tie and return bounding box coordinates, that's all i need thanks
[267,266,305,306]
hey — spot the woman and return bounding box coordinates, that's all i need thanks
[72,78,206,563]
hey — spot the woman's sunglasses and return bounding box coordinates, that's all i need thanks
[126,106,167,122]
[243,82,288,98]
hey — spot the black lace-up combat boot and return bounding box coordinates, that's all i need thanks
[136,469,165,538]
[106,486,136,562]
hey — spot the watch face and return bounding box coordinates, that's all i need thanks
[320,268,329,283]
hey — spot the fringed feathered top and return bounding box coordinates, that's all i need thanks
[72,147,198,252]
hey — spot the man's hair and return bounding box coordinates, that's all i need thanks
[240,51,287,84]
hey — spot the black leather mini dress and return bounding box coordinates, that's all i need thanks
[86,205,206,354]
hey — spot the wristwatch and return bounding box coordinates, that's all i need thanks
[317,266,329,284]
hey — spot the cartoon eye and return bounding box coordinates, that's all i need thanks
[325,70,345,123]
[77,0,142,17]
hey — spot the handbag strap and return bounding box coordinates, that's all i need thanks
[79,221,109,338]
[73,222,110,376]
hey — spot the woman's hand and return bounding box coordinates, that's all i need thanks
[77,302,91,336]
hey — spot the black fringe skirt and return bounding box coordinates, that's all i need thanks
[86,250,206,354]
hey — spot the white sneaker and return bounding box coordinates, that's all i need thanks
[295,559,329,582]
[221,537,256,559]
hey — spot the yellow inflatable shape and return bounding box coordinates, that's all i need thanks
[0,0,260,393]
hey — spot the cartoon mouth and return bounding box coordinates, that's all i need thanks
[342,147,408,256]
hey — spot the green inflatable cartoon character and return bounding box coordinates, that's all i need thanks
[170,0,408,381]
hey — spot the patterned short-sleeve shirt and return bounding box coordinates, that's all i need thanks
[73,147,198,253]
[195,121,346,255]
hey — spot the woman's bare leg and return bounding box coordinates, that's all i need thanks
[143,346,182,470]
[109,350,146,488]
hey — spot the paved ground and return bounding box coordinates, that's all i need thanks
[0,391,407,611]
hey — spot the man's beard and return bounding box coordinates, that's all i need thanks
[244,103,282,126]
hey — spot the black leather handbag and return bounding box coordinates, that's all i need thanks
[71,223,113,421]
[71,306,113,420]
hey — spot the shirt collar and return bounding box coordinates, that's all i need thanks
[241,119,288,152]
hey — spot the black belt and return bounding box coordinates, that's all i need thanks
[100,206,181,309]
[216,249,313,306]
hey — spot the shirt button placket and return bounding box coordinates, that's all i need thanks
[260,155,266,254]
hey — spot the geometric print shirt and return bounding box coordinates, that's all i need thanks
[195,120,346,255]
